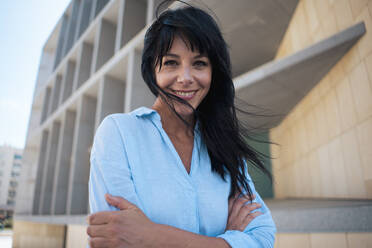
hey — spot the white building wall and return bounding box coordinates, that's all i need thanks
[16,0,172,219]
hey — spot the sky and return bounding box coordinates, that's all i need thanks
[0,0,71,149]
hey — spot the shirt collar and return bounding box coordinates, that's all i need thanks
[133,106,200,132]
[133,106,158,118]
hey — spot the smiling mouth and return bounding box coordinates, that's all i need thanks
[171,90,198,99]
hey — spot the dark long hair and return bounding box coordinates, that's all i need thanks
[141,1,272,200]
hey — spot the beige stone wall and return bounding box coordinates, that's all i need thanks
[12,220,66,248]
[271,0,372,199]
[274,232,372,248]
[65,224,89,248]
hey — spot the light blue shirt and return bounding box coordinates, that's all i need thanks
[89,107,276,247]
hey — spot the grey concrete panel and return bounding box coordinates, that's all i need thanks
[15,214,87,226]
[206,0,299,77]
[25,198,372,232]
[235,22,366,129]
[51,111,76,215]
[275,0,299,15]
[92,19,116,73]
[74,0,84,43]
[75,42,94,90]
[266,198,372,232]
[96,76,125,127]
[115,0,126,52]
[119,0,146,49]
[94,0,109,18]
[32,130,49,215]
[89,0,98,22]
[67,95,96,215]
[40,121,61,214]
[125,49,155,112]
[53,14,69,70]
[77,0,94,38]
[40,87,51,124]
[146,0,154,25]
[62,0,82,58]
[48,75,62,116]
[61,61,77,104]
[146,0,169,24]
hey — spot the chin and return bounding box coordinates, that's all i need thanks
[174,102,195,118]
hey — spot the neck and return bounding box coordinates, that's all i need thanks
[151,97,195,137]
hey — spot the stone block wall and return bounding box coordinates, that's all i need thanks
[271,0,372,199]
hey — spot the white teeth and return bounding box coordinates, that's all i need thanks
[174,91,195,97]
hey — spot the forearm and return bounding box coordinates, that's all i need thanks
[150,223,231,248]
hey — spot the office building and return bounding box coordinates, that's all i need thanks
[0,145,22,214]
[14,0,372,247]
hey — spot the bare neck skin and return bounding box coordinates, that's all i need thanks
[151,97,195,139]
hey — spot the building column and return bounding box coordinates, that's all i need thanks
[146,0,164,25]
[32,130,49,215]
[40,121,61,214]
[90,0,109,19]
[62,0,82,58]
[67,95,97,214]
[51,110,76,215]
[60,60,77,104]
[53,14,69,70]
[124,49,155,112]
[116,0,146,50]
[91,18,117,73]
[40,87,51,124]
[95,75,125,128]
[76,0,94,38]
[48,75,63,116]
[74,42,93,90]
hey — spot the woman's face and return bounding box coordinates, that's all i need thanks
[155,36,212,117]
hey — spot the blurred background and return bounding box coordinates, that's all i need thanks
[1,0,372,247]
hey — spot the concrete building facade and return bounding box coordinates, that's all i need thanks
[14,0,372,247]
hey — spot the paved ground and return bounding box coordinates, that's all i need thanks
[0,230,13,248]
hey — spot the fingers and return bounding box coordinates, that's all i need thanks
[228,192,258,219]
[228,191,240,216]
[243,211,263,227]
[87,224,110,238]
[226,192,262,232]
[245,193,256,202]
[237,202,261,218]
[89,237,114,248]
[88,211,115,225]
[229,196,252,221]
[105,194,137,211]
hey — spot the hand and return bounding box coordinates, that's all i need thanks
[225,193,263,232]
[87,194,156,248]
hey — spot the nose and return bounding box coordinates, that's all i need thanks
[177,66,193,85]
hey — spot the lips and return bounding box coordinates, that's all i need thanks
[171,90,198,100]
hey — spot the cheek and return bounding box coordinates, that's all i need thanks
[199,71,212,89]
[155,71,169,89]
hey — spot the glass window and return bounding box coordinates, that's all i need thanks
[14,154,22,160]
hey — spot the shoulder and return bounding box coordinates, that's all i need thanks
[99,107,154,131]
[96,107,157,140]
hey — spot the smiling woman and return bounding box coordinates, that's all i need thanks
[153,37,212,119]
[88,1,276,247]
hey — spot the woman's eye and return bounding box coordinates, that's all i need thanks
[194,61,208,67]
[163,60,178,66]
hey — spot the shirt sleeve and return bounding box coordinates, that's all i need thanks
[89,115,141,214]
[216,165,277,248]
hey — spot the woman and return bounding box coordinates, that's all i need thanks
[88,3,276,248]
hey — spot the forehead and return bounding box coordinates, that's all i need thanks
[165,36,206,58]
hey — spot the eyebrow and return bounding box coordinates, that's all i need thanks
[164,53,207,59]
